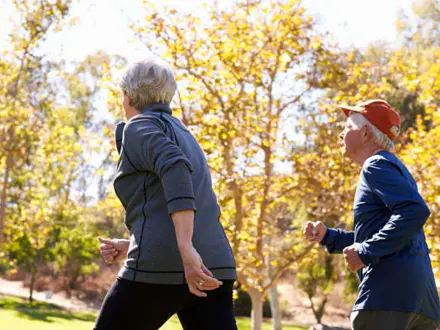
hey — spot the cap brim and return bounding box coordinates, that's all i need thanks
[338,105,363,117]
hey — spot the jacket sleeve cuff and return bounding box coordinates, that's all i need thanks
[161,162,197,214]
[320,228,337,246]
[167,197,196,214]
[357,242,380,265]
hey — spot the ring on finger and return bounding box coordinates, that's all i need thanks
[198,279,205,287]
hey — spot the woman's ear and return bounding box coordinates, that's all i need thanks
[123,92,133,108]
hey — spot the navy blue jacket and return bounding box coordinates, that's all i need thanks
[321,151,440,321]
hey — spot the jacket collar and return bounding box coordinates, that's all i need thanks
[141,103,172,115]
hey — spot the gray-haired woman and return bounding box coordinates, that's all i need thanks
[94,57,237,330]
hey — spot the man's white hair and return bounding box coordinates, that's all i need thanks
[120,57,177,110]
[348,113,395,152]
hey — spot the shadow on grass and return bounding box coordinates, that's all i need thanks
[16,309,96,323]
[0,296,96,323]
[0,296,62,310]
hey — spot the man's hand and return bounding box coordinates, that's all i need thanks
[179,244,222,298]
[303,221,327,243]
[98,237,129,264]
[343,244,365,272]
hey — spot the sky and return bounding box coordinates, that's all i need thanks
[0,0,415,64]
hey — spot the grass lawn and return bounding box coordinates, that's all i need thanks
[0,296,306,330]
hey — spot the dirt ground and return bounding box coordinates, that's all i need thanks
[0,277,97,311]
[277,282,352,328]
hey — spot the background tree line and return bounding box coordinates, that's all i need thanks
[0,0,439,329]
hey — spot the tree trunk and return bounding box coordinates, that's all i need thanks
[0,152,12,245]
[249,288,264,330]
[29,270,36,304]
[270,284,282,330]
[316,296,328,324]
[308,294,328,324]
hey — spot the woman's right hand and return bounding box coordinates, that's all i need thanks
[98,237,130,264]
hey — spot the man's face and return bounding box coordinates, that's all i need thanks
[339,118,365,160]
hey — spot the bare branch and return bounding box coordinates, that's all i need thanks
[263,243,314,290]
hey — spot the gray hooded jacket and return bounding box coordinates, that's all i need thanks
[114,103,236,284]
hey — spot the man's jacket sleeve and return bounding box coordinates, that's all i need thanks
[320,228,355,254]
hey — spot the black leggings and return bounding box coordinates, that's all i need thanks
[93,278,238,330]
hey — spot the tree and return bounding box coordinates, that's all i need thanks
[399,59,440,278]
[0,1,123,300]
[0,0,75,302]
[4,113,87,301]
[53,219,100,296]
[393,0,440,277]
[296,247,336,325]
[398,0,440,48]
[133,1,335,328]
[0,0,72,246]
[5,230,58,303]
[295,0,440,293]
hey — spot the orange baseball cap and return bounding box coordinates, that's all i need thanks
[339,99,401,140]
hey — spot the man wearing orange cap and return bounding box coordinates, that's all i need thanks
[304,100,440,329]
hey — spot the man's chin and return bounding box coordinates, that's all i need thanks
[341,148,352,160]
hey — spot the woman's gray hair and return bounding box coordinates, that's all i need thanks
[348,113,395,152]
[120,57,177,110]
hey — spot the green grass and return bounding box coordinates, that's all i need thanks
[0,297,95,330]
[158,315,306,330]
[0,296,306,330]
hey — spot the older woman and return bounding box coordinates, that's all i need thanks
[94,57,237,330]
